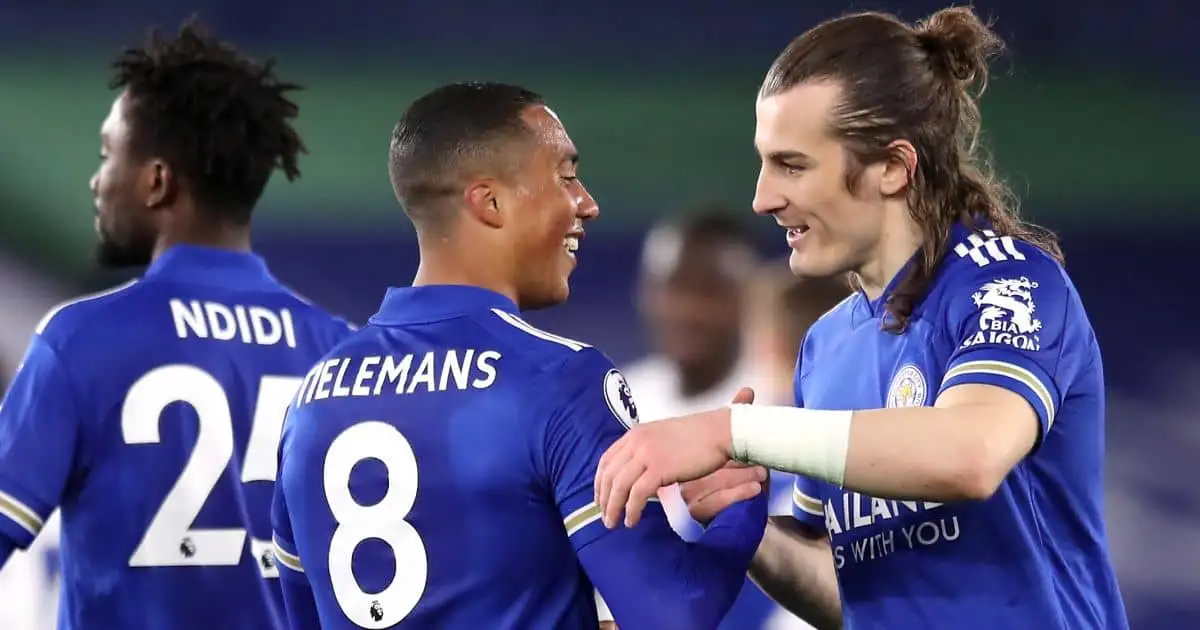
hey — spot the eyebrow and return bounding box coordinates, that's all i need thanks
[764,150,811,164]
[561,152,579,166]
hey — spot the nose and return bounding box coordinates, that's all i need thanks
[751,166,785,217]
[89,171,99,196]
[575,182,599,221]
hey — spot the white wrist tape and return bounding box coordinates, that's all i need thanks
[728,404,853,487]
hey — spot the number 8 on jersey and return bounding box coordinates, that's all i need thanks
[324,421,428,628]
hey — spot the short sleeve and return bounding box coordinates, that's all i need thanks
[0,335,81,548]
[940,247,1082,440]
[271,423,305,582]
[789,475,828,529]
[538,348,643,552]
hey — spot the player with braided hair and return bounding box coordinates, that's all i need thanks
[0,18,351,630]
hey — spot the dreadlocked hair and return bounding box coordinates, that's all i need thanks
[110,17,305,223]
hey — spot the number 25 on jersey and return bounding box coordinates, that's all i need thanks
[121,364,300,573]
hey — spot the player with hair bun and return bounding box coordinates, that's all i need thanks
[595,8,1129,629]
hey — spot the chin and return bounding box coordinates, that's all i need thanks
[789,248,849,280]
[520,284,570,311]
[95,237,153,269]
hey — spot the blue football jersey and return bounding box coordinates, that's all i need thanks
[0,246,353,630]
[273,285,651,629]
[788,224,1128,629]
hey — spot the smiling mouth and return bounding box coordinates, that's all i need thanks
[564,233,582,255]
[785,223,811,239]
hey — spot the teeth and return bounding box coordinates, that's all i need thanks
[564,236,579,253]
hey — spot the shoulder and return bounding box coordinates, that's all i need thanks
[943,229,1070,288]
[800,292,861,359]
[475,310,636,424]
[275,287,358,335]
[34,279,143,347]
[475,308,595,371]
[938,230,1075,308]
[936,229,1086,336]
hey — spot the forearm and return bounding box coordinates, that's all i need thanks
[581,498,765,629]
[748,517,841,630]
[730,404,998,502]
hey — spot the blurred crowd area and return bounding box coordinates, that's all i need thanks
[0,0,1196,628]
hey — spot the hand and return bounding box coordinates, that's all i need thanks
[599,622,618,630]
[680,461,769,526]
[594,388,751,529]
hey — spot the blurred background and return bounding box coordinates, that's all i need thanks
[0,0,1195,627]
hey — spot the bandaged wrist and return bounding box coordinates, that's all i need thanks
[728,404,853,487]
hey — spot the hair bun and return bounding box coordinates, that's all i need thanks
[917,7,1004,85]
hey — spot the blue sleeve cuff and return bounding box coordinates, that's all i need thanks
[789,479,826,531]
[941,347,1060,436]
[272,533,305,579]
[0,484,49,548]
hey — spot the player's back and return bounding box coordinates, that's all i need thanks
[278,285,604,629]
[0,246,351,630]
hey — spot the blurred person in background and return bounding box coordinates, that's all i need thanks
[0,19,353,630]
[737,262,850,630]
[595,7,1129,630]
[621,211,758,539]
[617,212,788,629]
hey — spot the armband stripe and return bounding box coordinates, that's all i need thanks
[0,489,43,537]
[942,359,1056,427]
[564,497,659,537]
[272,535,304,573]
[792,488,824,516]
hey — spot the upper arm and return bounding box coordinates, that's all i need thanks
[271,425,306,582]
[0,335,82,548]
[540,349,643,551]
[271,440,319,630]
[938,247,1083,450]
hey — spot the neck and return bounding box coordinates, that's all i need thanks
[857,204,923,300]
[153,208,252,261]
[412,230,519,305]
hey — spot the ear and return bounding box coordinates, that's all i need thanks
[142,158,175,209]
[879,139,918,197]
[463,179,505,229]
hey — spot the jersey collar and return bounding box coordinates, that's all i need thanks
[143,245,277,288]
[861,220,982,319]
[369,285,519,325]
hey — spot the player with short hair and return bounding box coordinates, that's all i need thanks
[594,8,1129,629]
[271,81,768,630]
[0,20,353,630]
